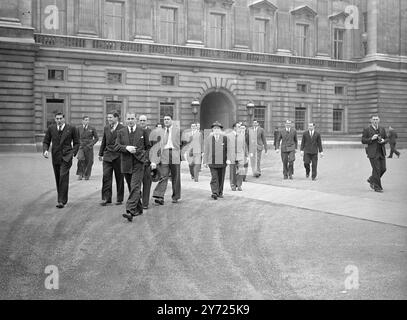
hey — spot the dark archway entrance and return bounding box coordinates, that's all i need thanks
[200,90,236,130]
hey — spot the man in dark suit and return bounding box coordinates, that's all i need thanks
[98,111,124,206]
[362,115,389,192]
[76,116,98,180]
[138,115,152,210]
[43,112,79,208]
[115,112,151,221]
[300,123,324,180]
[204,121,230,200]
[276,120,298,179]
[150,115,182,205]
[248,120,268,178]
[388,126,401,158]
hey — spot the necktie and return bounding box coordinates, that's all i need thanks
[110,124,114,132]
[164,128,169,145]
[130,127,134,133]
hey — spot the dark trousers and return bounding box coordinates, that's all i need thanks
[142,164,152,206]
[369,156,386,189]
[209,166,226,196]
[101,158,124,202]
[124,162,144,215]
[389,143,400,158]
[153,163,181,201]
[77,147,94,178]
[229,163,243,188]
[304,153,318,178]
[52,159,72,204]
[281,151,294,177]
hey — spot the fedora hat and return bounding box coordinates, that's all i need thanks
[211,121,223,129]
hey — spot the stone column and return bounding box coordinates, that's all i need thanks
[367,0,378,55]
[134,0,153,42]
[276,11,292,55]
[186,0,204,46]
[316,0,330,58]
[233,0,249,50]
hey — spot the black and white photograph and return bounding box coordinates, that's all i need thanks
[0,0,406,305]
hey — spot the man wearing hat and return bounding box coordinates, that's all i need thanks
[275,120,298,179]
[203,121,230,200]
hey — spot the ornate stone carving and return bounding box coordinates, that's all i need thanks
[290,5,317,20]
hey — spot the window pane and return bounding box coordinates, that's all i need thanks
[295,107,306,130]
[333,109,343,131]
[104,1,123,40]
[108,72,122,83]
[209,13,224,49]
[254,107,266,128]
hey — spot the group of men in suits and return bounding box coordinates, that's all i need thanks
[42,112,391,214]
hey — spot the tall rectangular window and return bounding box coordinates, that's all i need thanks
[333,108,344,132]
[254,106,266,128]
[209,13,225,49]
[160,7,177,44]
[363,12,368,33]
[104,1,124,40]
[159,102,174,124]
[333,28,344,60]
[295,106,306,131]
[295,24,308,56]
[46,99,65,129]
[253,19,268,52]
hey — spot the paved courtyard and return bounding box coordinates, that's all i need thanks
[0,149,406,299]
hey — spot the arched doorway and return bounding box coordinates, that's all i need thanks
[200,89,236,130]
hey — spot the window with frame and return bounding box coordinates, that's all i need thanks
[104,1,124,40]
[107,72,123,84]
[333,28,344,60]
[333,108,344,132]
[48,69,65,81]
[46,98,64,129]
[295,24,308,56]
[334,86,344,95]
[256,81,267,91]
[106,100,123,124]
[253,18,268,53]
[297,83,308,93]
[209,13,225,49]
[254,106,266,128]
[295,106,306,130]
[161,75,175,86]
[160,7,177,44]
[159,102,174,124]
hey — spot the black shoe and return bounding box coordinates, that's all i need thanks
[143,205,148,210]
[133,210,143,217]
[115,201,123,205]
[284,176,288,180]
[172,199,178,203]
[56,203,64,209]
[84,177,89,180]
[289,175,293,180]
[387,156,392,158]
[211,194,218,200]
[122,212,133,222]
[306,174,309,178]
[374,187,383,193]
[312,177,316,181]
[154,198,164,205]
[101,200,112,206]
[367,179,375,190]
[218,194,224,198]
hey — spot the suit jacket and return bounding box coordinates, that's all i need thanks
[98,123,124,162]
[77,125,98,150]
[115,126,151,174]
[388,130,398,144]
[227,131,248,162]
[248,127,268,153]
[276,129,298,152]
[149,126,181,165]
[203,134,228,168]
[361,125,388,158]
[43,124,80,164]
[300,130,323,154]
